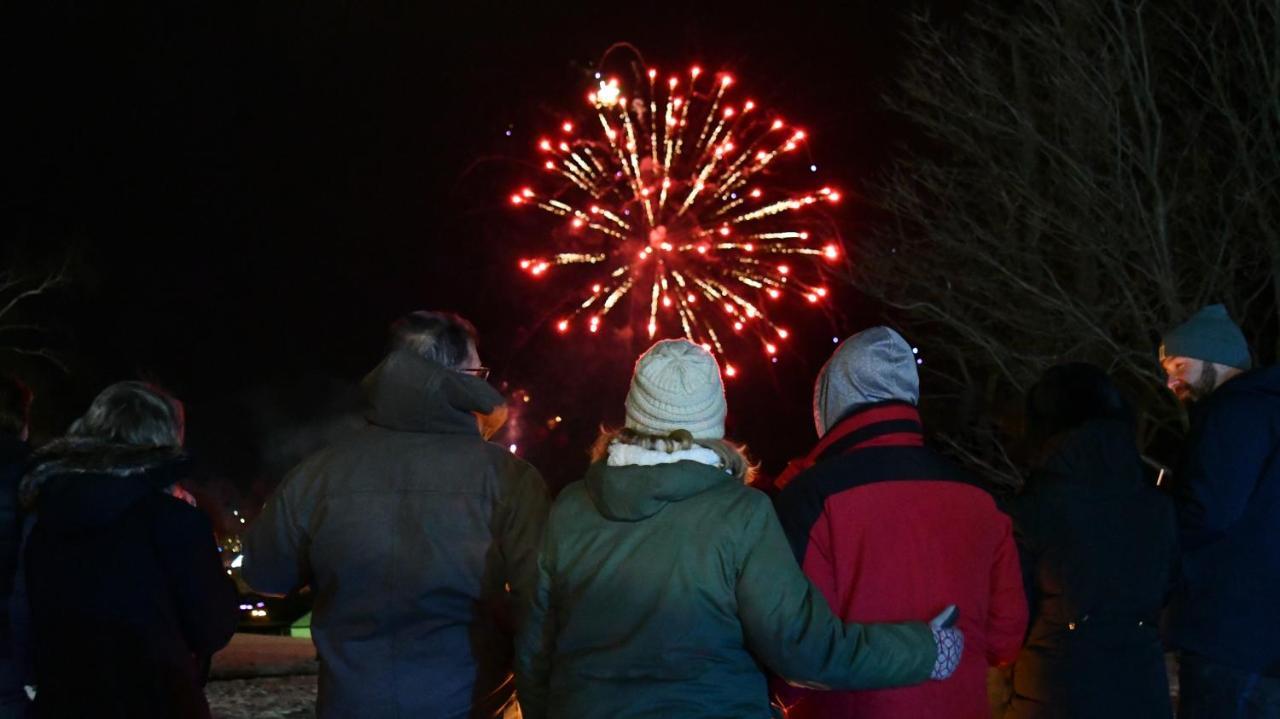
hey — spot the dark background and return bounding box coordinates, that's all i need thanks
[6,1,959,501]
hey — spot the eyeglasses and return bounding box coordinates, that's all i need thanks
[459,367,491,380]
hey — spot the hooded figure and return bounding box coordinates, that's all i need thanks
[773,327,1027,719]
[515,339,961,719]
[1004,363,1176,718]
[16,382,238,719]
[242,340,550,719]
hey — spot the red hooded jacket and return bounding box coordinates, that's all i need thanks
[772,402,1027,719]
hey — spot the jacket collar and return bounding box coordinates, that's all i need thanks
[20,438,186,512]
[776,401,923,490]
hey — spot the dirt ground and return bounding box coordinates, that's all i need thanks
[208,675,316,719]
[207,633,317,719]
[204,634,1180,718]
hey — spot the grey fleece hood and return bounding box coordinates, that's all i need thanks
[813,326,919,436]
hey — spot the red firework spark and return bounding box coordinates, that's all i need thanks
[512,63,843,375]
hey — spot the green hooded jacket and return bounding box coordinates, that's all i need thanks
[515,457,936,719]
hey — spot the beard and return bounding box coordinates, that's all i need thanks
[1175,362,1219,404]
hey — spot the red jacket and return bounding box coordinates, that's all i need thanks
[772,403,1027,719]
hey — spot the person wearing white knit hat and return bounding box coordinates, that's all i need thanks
[514,338,961,719]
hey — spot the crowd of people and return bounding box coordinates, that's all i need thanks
[0,303,1274,719]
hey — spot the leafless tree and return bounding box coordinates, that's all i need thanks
[0,264,69,372]
[855,0,1279,480]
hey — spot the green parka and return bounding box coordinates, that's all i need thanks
[515,457,937,719]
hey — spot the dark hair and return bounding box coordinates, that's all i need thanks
[0,376,33,436]
[1026,363,1133,450]
[68,381,185,448]
[388,311,479,369]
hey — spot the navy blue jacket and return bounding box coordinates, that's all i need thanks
[1168,366,1280,675]
[1007,420,1177,718]
[18,442,239,718]
[0,434,30,710]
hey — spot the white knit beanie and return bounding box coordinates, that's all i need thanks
[625,339,727,440]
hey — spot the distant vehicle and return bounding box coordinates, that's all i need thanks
[218,533,313,634]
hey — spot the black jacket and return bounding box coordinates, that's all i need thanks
[1168,366,1280,675]
[17,440,238,719]
[1006,420,1177,719]
[0,434,30,709]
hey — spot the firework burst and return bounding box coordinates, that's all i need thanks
[512,62,843,376]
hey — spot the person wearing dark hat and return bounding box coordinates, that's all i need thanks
[1159,304,1252,405]
[514,339,963,719]
[1158,304,1280,716]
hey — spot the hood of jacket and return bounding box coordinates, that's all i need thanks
[363,349,505,435]
[813,327,920,437]
[584,454,733,522]
[20,438,187,531]
[1033,419,1145,499]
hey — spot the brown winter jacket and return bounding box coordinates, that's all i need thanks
[242,350,550,719]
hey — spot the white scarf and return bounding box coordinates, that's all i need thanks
[606,442,725,470]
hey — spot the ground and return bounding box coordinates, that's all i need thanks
[207,633,317,719]
[205,633,1181,717]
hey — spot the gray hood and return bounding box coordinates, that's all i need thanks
[813,326,919,436]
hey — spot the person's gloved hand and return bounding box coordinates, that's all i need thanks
[929,605,963,680]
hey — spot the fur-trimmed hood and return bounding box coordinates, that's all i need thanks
[21,438,187,529]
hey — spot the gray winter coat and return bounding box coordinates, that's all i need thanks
[242,350,550,719]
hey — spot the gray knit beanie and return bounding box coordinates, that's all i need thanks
[625,339,727,440]
[814,327,919,436]
[1160,304,1252,370]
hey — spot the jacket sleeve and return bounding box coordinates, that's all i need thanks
[495,461,551,632]
[1174,395,1271,550]
[8,516,35,687]
[985,514,1028,666]
[738,493,936,690]
[1006,491,1042,634]
[514,539,556,719]
[241,466,312,596]
[153,499,240,660]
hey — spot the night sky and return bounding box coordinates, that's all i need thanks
[8,1,957,496]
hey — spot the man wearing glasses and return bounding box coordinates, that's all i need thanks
[243,311,550,719]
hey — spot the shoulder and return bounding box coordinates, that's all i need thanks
[548,479,590,514]
[783,444,995,503]
[144,493,216,536]
[1200,369,1280,422]
[481,441,540,476]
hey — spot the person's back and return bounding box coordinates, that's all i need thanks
[773,328,1027,719]
[1006,364,1176,718]
[19,382,237,719]
[536,460,797,717]
[243,346,548,719]
[517,340,956,719]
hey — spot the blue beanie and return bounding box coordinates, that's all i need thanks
[1160,304,1251,370]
